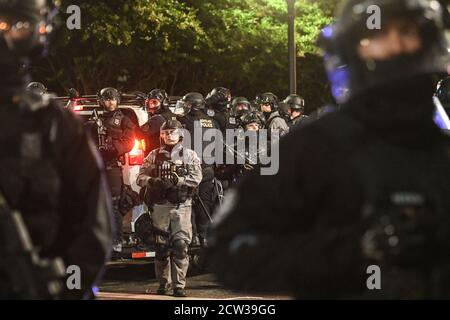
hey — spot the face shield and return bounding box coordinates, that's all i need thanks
[170,99,191,116]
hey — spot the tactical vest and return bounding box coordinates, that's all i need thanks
[102,110,126,167]
[147,147,195,205]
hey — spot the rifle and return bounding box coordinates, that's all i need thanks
[91,109,108,151]
[0,191,66,299]
[193,192,213,223]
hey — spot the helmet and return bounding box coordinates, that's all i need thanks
[240,111,265,129]
[146,89,169,112]
[230,97,252,117]
[97,87,121,108]
[205,87,231,110]
[68,87,80,99]
[160,119,184,145]
[26,82,47,95]
[436,76,450,113]
[171,92,205,116]
[318,0,450,104]
[257,92,279,110]
[0,0,58,64]
[283,94,305,111]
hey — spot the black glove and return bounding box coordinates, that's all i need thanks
[148,177,173,191]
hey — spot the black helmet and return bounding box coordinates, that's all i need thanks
[0,0,58,63]
[161,119,183,131]
[26,82,47,95]
[258,92,279,110]
[68,88,80,99]
[283,94,305,111]
[97,87,121,108]
[318,0,450,104]
[230,96,252,117]
[172,92,205,116]
[205,87,231,110]
[147,89,169,106]
[240,111,265,129]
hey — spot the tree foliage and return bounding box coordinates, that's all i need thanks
[34,0,338,113]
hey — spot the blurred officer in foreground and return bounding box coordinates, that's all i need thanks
[89,87,134,253]
[0,0,112,299]
[210,0,450,299]
[137,120,202,297]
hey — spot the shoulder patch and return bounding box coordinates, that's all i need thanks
[229,117,236,125]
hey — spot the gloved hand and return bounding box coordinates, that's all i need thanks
[148,177,173,191]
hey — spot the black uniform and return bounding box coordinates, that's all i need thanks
[89,109,134,248]
[0,91,112,299]
[179,106,220,245]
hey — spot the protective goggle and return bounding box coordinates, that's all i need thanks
[161,129,182,140]
[236,104,250,111]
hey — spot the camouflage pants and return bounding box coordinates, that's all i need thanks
[152,200,192,289]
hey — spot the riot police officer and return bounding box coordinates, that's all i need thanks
[283,94,312,130]
[176,92,220,248]
[210,0,450,299]
[140,89,176,155]
[90,87,135,253]
[256,92,289,137]
[0,0,112,299]
[137,120,202,297]
[205,87,232,133]
[227,97,253,130]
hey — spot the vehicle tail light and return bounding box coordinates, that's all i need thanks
[128,139,146,165]
[72,99,83,111]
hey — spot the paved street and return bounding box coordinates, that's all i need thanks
[98,260,291,300]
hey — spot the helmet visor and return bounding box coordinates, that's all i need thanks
[170,100,189,116]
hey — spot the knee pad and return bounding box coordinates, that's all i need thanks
[155,244,170,261]
[172,239,188,259]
